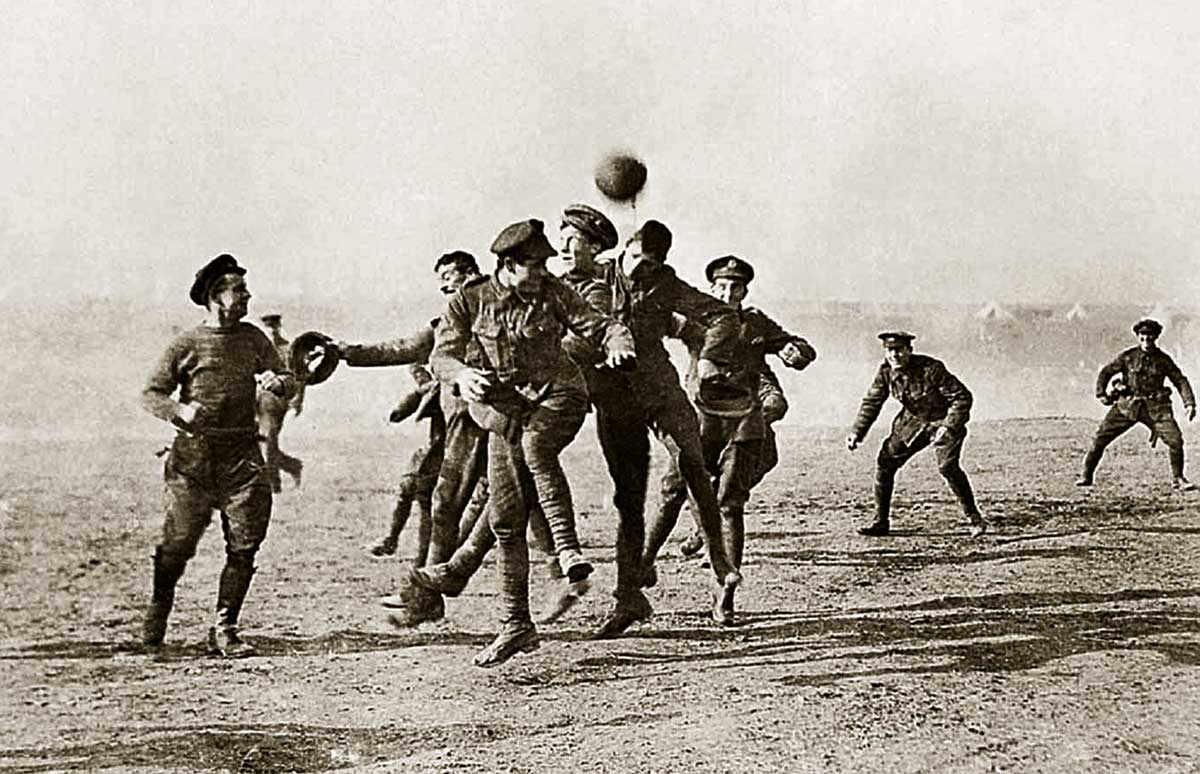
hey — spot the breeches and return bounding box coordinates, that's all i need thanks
[160,434,272,560]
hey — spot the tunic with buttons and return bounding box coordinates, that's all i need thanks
[851,354,972,444]
[1095,346,1195,419]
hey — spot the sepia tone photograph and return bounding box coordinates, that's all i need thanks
[2,2,1199,772]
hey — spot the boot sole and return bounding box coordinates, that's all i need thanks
[473,631,540,668]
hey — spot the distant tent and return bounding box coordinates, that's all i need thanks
[974,301,1014,322]
[1064,302,1088,322]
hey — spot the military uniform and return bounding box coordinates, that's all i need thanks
[645,256,816,590]
[850,332,984,536]
[572,222,744,634]
[370,366,444,562]
[431,218,635,666]
[1079,319,1197,487]
[340,311,501,624]
[141,254,296,656]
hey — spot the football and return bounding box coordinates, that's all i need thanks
[594,152,647,202]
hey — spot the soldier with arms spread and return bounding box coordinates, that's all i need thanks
[847,331,987,538]
[586,220,744,634]
[643,255,815,620]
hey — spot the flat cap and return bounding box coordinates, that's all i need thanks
[562,203,618,252]
[878,331,916,347]
[1133,318,1163,336]
[490,219,557,261]
[189,254,246,306]
[705,255,755,284]
[260,312,282,324]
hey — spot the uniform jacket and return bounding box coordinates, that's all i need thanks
[341,324,435,367]
[851,354,972,443]
[560,267,615,367]
[598,259,738,407]
[1096,346,1195,419]
[430,272,634,426]
[675,307,812,439]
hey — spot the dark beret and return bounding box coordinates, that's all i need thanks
[490,219,557,261]
[189,254,246,306]
[878,331,916,347]
[632,219,672,258]
[562,203,618,252]
[705,255,755,284]
[1133,318,1163,336]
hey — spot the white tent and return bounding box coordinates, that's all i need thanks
[974,301,1014,321]
[1144,303,1175,326]
[1064,302,1088,321]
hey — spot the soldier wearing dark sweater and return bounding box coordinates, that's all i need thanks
[141,254,295,657]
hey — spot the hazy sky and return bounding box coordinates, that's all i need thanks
[4,0,1200,308]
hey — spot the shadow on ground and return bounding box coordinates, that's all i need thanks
[0,721,511,773]
[568,587,1200,687]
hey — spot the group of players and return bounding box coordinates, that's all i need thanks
[138,203,1197,667]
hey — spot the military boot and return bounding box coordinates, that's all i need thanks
[410,563,470,597]
[538,579,591,625]
[208,624,257,658]
[142,548,185,648]
[593,589,654,639]
[210,558,258,658]
[473,621,539,668]
[712,572,741,627]
[556,548,593,584]
[383,573,445,627]
[857,520,890,536]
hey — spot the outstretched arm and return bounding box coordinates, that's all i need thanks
[848,365,890,447]
[339,325,435,367]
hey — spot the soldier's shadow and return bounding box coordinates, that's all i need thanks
[0,628,497,662]
[564,587,1200,687]
[755,543,1121,570]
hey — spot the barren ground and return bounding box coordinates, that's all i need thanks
[2,418,1200,773]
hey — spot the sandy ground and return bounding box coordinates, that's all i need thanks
[2,418,1200,773]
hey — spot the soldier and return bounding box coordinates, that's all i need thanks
[586,220,744,634]
[431,218,636,666]
[409,203,621,622]
[644,256,815,602]
[140,254,295,657]
[369,368,442,561]
[334,251,507,625]
[847,331,987,538]
[678,368,792,555]
[1076,318,1197,490]
[256,313,305,493]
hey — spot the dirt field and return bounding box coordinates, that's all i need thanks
[3,417,1200,773]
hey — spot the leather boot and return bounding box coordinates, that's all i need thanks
[593,589,654,639]
[142,548,185,647]
[211,558,257,658]
[473,621,539,668]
